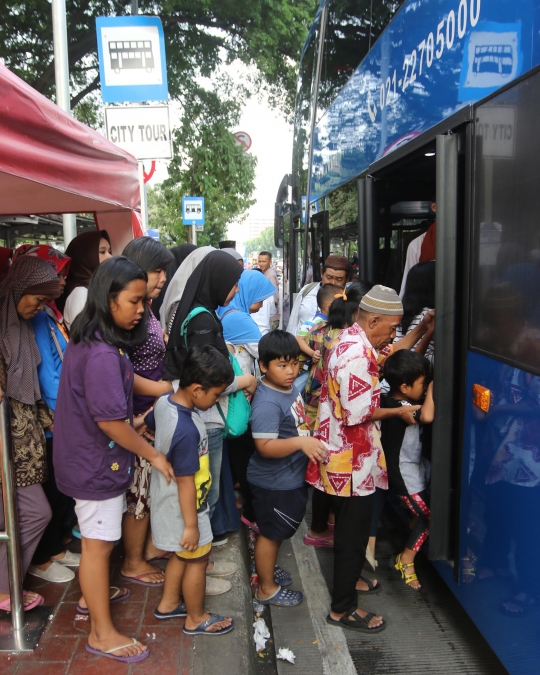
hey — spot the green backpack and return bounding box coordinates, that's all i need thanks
[180,307,250,439]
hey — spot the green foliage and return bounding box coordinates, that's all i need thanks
[0,0,318,117]
[244,226,278,258]
[148,87,256,247]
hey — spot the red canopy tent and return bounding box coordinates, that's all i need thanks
[0,63,142,252]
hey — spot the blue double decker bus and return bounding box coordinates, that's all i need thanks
[277,2,540,673]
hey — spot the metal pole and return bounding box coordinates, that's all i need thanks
[138,162,148,231]
[192,222,197,246]
[301,2,328,288]
[0,400,23,632]
[51,0,77,247]
[131,0,138,14]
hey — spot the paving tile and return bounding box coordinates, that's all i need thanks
[18,662,69,675]
[0,651,22,675]
[68,649,130,675]
[109,601,145,633]
[46,602,90,638]
[131,626,188,675]
[20,636,80,663]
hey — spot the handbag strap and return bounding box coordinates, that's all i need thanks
[180,307,218,350]
[49,324,64,362]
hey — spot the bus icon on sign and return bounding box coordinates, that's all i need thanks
[186,204,202,215]
[473,45,513,78]
[109,40,154,73]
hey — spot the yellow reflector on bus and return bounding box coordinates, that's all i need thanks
[472,384,491,413]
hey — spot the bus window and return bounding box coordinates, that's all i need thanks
[317,0,406,120]
[328,180,357,230]
[471,72,540,374]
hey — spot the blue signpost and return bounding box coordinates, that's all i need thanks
[182,196,205,244]
[96,16,168,103]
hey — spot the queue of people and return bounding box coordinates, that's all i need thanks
[0,235,435,662]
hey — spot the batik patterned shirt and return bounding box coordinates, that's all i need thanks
[307,324,391,497]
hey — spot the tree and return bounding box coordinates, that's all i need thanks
[0,0,319,119]
[148,87,256,247]
[244,226,278,258]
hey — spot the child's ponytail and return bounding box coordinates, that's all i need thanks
[328,280,373,330]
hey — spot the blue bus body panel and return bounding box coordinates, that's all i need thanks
[311,0,540,197]
[437,350,540,675]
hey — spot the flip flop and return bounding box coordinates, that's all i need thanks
[0,592,44,613]
[357,576,382,595]
[119,570,164,587]
[303,534,334,548]
[326,610,387,633]
[240,516,260,534]
[274,566,293,587]
[255,586,303,607]
[86,637,149,662]
[183,613,235,636]
[154,602,187,620]
[76,587,130,614]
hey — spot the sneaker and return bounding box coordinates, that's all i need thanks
[28,562,75,583]
[206,561,238,577]
[212,533,229,547]
[205,576,231,595]
[52,550,81,567]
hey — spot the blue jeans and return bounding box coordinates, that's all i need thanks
[294,368,309,395]
[207,428,223,519]
[210,440,240,537]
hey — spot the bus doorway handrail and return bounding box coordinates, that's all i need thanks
[0,396,48,651]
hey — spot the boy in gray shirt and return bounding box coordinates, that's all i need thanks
[146,346,235,635]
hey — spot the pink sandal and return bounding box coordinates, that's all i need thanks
[0,591,44,612]
[303,534,334,548]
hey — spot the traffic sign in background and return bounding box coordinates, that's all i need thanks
[182,197,205,231]
[96,16,168,103]
[105,105,172,159]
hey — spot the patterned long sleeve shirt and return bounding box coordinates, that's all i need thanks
[307,324,391,497]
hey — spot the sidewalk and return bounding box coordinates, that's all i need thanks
[0,531,255,675]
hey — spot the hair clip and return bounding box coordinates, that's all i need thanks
[334,292,347,301]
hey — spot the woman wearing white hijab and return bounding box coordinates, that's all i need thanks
[159,246,215,333]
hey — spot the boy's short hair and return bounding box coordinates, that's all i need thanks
[180,345,234,390]
[384,351,430,392]
[316,283,342,309]
[259,330,300,366]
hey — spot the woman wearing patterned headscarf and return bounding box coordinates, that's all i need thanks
[0,256,60,613]
[13,245,80,584]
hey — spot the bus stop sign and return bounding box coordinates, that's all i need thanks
[96,16,168,103]
[182,197,205,231]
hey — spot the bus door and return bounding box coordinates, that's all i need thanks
[366,125,469,565]
[310,209,329,282]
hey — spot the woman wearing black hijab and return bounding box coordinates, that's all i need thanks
[164,249,244,379]
[151,244,196,322]
[164,250,257,590]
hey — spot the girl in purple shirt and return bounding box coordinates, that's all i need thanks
[54,257,174,664]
